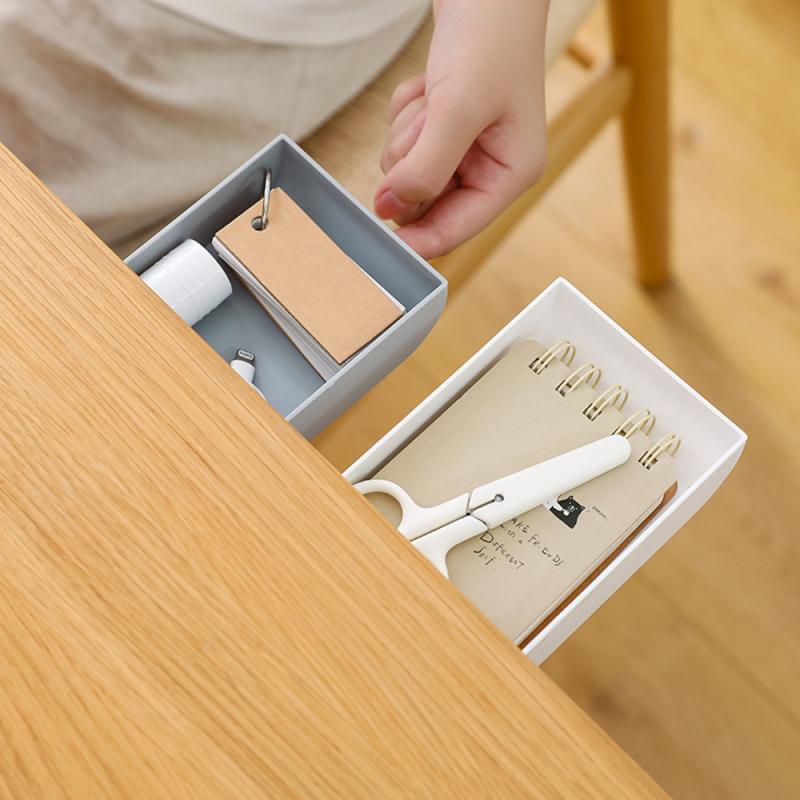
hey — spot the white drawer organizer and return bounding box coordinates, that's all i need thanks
[346,278,747,663]
[126,135,447,439]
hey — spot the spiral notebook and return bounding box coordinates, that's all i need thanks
[367,339,680,645]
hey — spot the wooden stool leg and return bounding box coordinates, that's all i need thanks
[608,0,671,287]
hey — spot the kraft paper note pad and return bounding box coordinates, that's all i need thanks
[213,188,403,378]
[367,340,678,645]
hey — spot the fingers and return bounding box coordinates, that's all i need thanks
[389,175,459,227]
[374,182,420,222]
[388,93,426,143]
[389,117,548,258]
[379,100,484,209]
[392,187,491,259]
[393,167,522,260]
[388,74,425,123]
[380,98,426,174]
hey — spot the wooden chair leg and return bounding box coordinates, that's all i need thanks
[608,0,671,287]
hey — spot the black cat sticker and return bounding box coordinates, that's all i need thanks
[549,495,585,529]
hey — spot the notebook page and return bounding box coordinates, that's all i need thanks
[369,339,677,641]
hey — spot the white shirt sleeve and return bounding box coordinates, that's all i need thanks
[146,0,429,46]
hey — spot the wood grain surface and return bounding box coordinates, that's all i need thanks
[0,145,665,798]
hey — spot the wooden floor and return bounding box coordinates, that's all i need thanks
[310,1,800,797]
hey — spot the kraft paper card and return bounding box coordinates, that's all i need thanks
[213,188,403,377]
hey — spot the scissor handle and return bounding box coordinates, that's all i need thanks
[354,479,469,541]
[469,435,632,527]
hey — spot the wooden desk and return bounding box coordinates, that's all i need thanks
[0,146,665,798]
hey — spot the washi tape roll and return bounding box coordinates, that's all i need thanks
[140,239,232,327]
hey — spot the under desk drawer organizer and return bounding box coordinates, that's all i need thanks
[126,135,446,438]
[345,278,747,663]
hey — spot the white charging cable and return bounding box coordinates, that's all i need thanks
[230,349,266,399]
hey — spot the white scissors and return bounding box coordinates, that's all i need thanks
[354,435,631,576]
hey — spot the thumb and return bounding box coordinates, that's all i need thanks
[376,98,483,214]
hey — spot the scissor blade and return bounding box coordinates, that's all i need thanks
[412,515,488,577]
[468,435,631,529]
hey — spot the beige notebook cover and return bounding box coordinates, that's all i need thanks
[214,189,403,365]
[368,339,678,644]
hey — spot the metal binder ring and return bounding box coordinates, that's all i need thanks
[584,384,629,421]
[556,362,602,396]
[251,168,272,231]
[529,340,576,375]
[639,433,682,469]
[614,408,656,439]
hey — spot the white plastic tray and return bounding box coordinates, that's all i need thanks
[345,278,747,663]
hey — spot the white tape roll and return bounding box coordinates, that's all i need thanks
[140,239,232,327]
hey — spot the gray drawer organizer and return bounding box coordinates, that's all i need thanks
[126,135,447,438]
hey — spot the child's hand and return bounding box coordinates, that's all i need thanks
[375,0,549,259]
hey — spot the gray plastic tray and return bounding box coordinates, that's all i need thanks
[126,135,447,438]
